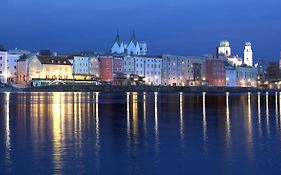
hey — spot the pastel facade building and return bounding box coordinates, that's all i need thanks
[71,56,90,75]
[134,56,162,85]
[0,48,8,83]
[144,56,162,85]
[17,55,73,86]
[89,56,100,78]
[206,57,226,86]
[225,66,237,87]
[123,55,135,76]
[0,46,29,83]
[236,66,258,87]
[99,56,113,82]
[162,55,206,86]
[113,56,124,73]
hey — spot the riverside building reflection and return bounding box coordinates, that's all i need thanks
[202,92,207,151]
[2,92,281,174]
[226,92,231,153]
[4,92,11,174]
[266,92,270,137]
[179,92,184,144]
[143,92,147,136]
[258,92,262,137]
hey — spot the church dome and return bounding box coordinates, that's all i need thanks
[220,40,230,47]
[245,42,251,46]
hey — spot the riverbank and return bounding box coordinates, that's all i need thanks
[13,85,279,93]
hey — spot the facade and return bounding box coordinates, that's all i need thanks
[17,55,34,85]
[162,55,206,86]
[99,56,113,82]
[236,66,258,87]
[17,55,73,86]
[225,66,237,87]
[6,53,21,83]
[206,57,226,86]
[134,56,162,85]
[89,56,100,78]
[123,55,135,76]
[243,42,253,67]
[71,56,90,75]
[111,32,147,56]
[113,56,124,73]
[0,49,8,83]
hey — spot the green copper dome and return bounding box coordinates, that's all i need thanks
[220,40,230,47]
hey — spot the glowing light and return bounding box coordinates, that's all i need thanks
[179,92,184,142]
[257,92,262,136]
[5,92,11,167]
[202,92,207,149]
[226,92,232,155]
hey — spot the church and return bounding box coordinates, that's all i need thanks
[217,40,253,67]
[111,31,147,56]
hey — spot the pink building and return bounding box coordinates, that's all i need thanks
[99,56,113,82]
[113,56,124,73]
[206,58,226,86]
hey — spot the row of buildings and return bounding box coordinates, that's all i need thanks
[0,35,259,87]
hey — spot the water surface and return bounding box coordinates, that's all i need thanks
[0,92,281,174]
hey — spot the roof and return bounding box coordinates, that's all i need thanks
[129,31,138,45]
[114,32,123,46]
[36,55,72,65]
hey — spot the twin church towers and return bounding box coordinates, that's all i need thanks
[217,40,253,67]
[111,31,147,56]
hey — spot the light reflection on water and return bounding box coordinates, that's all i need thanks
[1,92,281,174]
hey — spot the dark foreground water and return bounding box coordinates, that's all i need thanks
[1,92,281,175]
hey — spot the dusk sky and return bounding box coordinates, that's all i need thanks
[1,0,281,62]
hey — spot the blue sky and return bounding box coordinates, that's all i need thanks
[0,0,281,62]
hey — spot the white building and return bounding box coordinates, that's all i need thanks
[89,56,100,77]
[225,66,237,87]
[133,55,162,85]
[236,66,258,87]
[244,42,253,67]
[123,55,135,76]
[111,31,147,56]
[134,56,145,76]
[0,47,29,83]
[71,56,90,75]
[0,49,8,83]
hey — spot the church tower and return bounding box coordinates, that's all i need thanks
[217,41,231,56]
[111,31,125,54]
[127,31,140,55]
[244,42,253,67]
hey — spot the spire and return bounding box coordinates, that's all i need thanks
[130,30,138,46]
[114,31,122,46]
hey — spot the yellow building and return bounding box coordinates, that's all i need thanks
[17,55,73,86]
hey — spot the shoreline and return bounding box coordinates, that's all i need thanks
[0,85,279,94]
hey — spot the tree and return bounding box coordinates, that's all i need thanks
[266,62,281,79]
